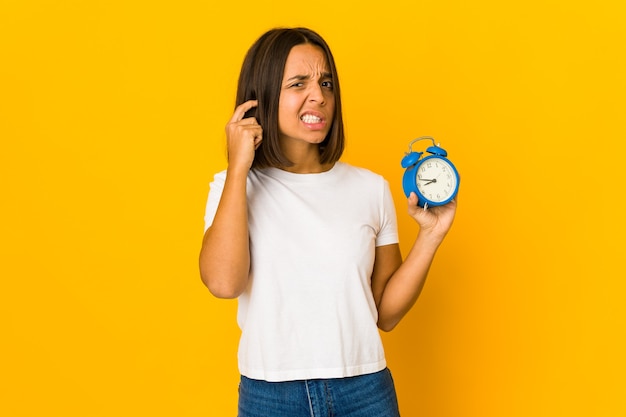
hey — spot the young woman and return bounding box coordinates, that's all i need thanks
[200,27,457,417]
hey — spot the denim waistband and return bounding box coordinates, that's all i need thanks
[237,368,400,417]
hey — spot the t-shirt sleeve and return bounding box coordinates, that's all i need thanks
[203,170,227,232]
[375,179,399,247]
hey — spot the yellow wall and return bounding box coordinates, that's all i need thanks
[2,1,624,416]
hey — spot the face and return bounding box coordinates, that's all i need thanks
[415,157,459,203]
[278,43,335,148]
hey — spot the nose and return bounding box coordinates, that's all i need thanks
[308,83,326,105]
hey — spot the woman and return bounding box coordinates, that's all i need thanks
[200,27,456,417]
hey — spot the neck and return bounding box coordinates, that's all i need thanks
[280,142,332,174]
[282,161,334,174]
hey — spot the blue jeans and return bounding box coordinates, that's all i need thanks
[237,368,400,417]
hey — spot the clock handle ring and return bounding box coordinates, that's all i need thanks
[407,136,436,153]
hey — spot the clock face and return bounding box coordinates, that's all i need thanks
[415,157,458,203]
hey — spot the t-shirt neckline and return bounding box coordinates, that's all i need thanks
[260,162,344,183]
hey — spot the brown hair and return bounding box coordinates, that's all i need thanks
[235,27,345,169]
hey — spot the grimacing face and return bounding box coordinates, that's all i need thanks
[277,43,335,149]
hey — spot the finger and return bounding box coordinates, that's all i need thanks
[239,117,259,126]
[229,100,259,124]
[407,192,420,215]
[253,136,263,150]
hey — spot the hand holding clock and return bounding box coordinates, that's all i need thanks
[407,192,457,242]
[401,136,460,241]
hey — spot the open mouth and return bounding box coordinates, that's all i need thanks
[300,114,322,123]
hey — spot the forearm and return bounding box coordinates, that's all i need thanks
[199,167,251,298]
[376,231,443,331]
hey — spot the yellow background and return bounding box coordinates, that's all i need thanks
[2,0,625,416]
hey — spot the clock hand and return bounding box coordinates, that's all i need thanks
[419,178,437,185]
[423,172,443,186]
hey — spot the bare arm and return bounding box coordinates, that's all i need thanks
[199,100,261,298]
[372,192,457,331]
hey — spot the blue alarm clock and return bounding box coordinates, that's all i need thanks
[401,136,460,208]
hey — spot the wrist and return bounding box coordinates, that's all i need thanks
[415,228,446,252]
[226,164,251,179]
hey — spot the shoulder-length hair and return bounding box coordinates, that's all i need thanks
[235,27,345,169]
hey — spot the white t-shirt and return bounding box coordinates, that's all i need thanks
[204,162,399,382]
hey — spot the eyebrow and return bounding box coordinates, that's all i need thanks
[285,72,333,83]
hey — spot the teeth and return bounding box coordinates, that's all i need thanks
[301,114,321,123]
